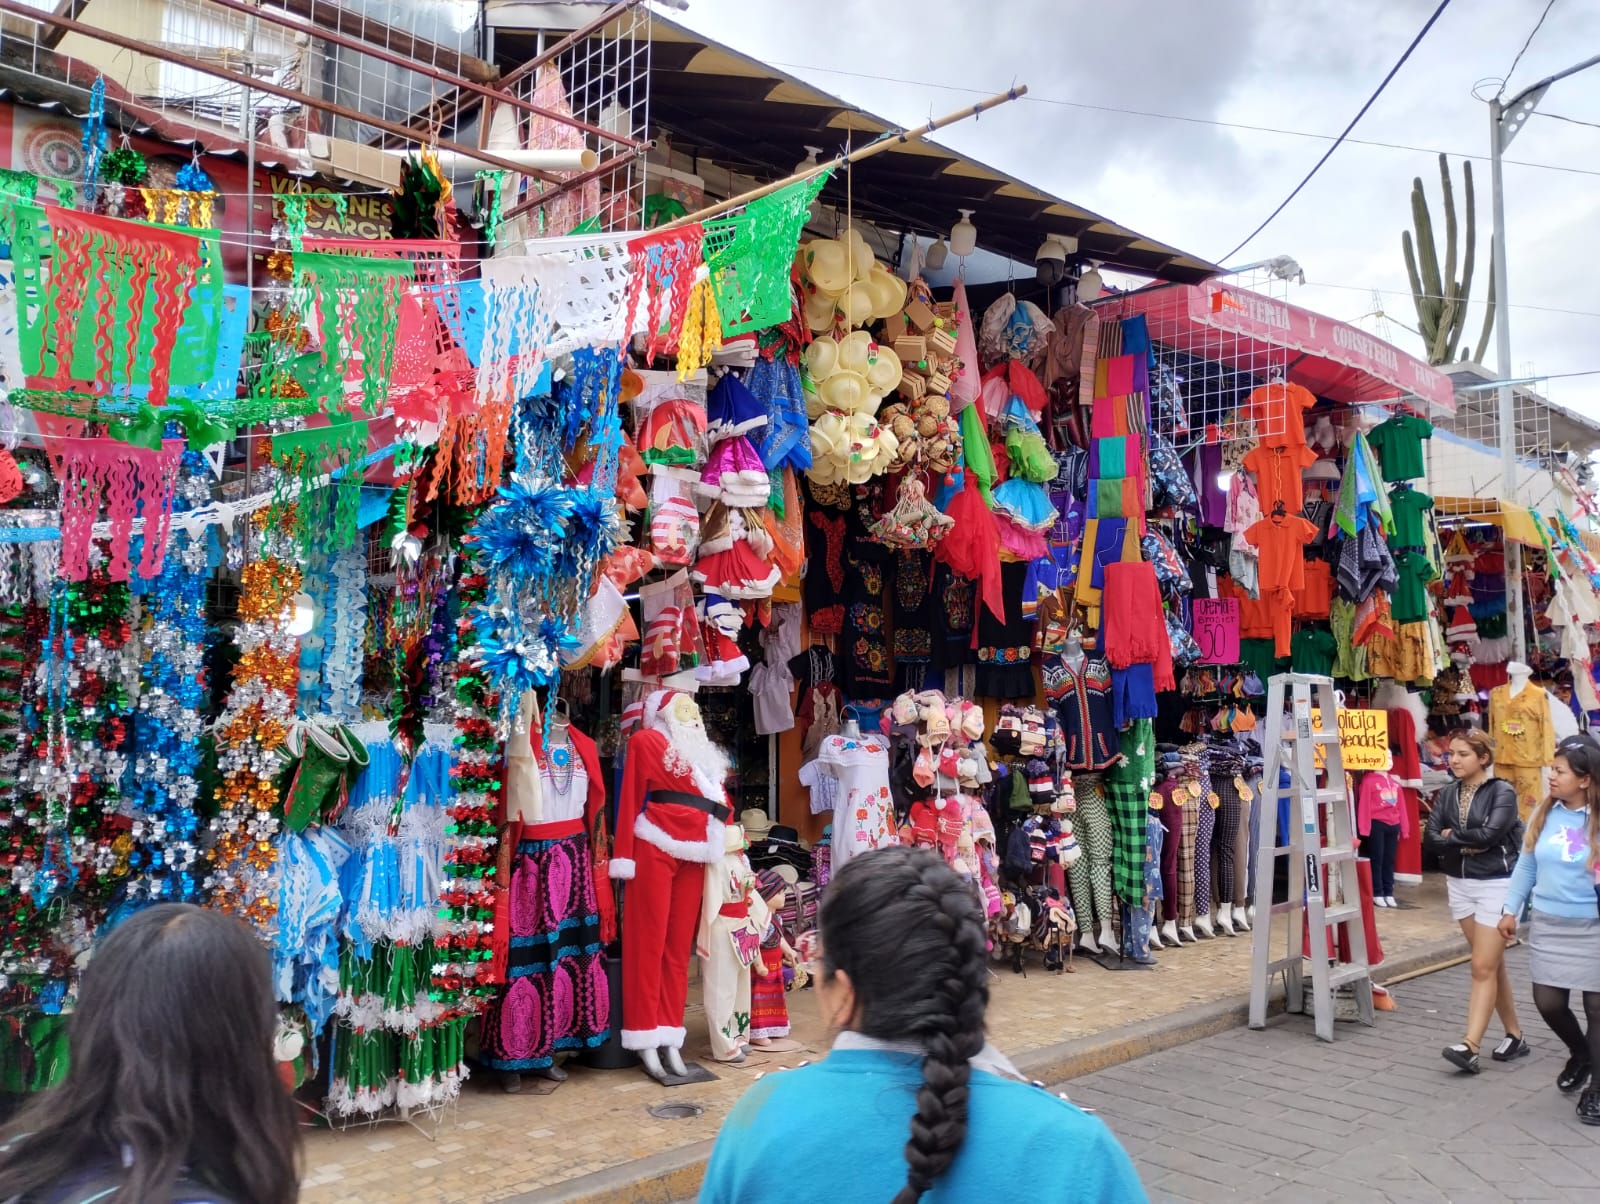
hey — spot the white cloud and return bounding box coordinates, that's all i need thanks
[668,0,1600,415]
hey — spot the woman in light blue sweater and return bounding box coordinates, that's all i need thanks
[1499,735,1600,1126]
[700,846,1147,1203]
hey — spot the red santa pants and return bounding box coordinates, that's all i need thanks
[621,838,706,1050]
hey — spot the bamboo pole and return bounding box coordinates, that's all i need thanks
[657,86,1028,231]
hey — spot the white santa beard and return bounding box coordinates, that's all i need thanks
[657,716,732,800]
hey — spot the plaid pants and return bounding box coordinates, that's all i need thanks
[1107,719,1154,908]
[1178,789,1199,926]
[1215,776,1243,904]
[1195,783,1217,918]
[1069,777,1115,928]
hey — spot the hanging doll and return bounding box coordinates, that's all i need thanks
[750,869,799,1045]
[697,824,768,1063]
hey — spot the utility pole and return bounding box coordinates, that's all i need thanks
[1488,54,1600,663]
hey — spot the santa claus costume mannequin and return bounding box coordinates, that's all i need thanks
[612,689,732,1080]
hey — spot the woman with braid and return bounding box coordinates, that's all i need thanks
[700,846,1146,1202]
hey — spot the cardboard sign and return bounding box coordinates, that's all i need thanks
[1192,598,1240,665]
[1337,708,1390,770]
[1309,708,1390,771]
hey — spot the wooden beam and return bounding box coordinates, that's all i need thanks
[41,0,90,49]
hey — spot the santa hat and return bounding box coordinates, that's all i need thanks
[637,398,708,467]
[1446,605,1480,645]
[705,373,768,441]
[642,688,686,734]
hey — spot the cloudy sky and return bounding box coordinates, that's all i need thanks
[671,0,1600,417]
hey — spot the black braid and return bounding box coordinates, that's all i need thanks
[818,847,990,1204]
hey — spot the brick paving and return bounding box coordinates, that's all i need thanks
[1067,946,1600,1202]
[298,877,1460,1201]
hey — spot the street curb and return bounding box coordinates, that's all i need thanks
[516,934,1467,1204]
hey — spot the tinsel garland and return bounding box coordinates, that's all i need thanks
[206,555,302,932]
[323,545,366,720]
[125,516,210,905]
[434,568,499,1013]
[296,548,331,716]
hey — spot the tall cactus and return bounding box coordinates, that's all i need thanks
[1401,153,1497,365]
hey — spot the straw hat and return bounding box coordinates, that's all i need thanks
[865,267,907,319]
[865,346,904,394]
[803,289,840,333]
[804,335,840,382]
[740,807,775,839]
[840,283,875,328]
[804,239,852,294]
[819,370,870,414]
[836,330,874,375]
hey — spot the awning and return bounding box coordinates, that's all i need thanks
[1435,497,1546,547]
[1092,281,1456,415]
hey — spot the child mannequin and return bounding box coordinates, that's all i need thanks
[750,870,799,1046]
[698,824,769,1063]
[1358,747,1411,907]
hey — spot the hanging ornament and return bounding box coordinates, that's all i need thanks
[621,223,704,363]
[81,77,107,208]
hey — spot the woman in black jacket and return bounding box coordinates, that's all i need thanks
[1424,727,1528,1074]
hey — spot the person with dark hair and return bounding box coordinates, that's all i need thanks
[699,846,1146,1203]
[0,904,301,1204]
[1499,734,1600,1124]
[1424,727,1527,1074]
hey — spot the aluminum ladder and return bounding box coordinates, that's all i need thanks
[1247,672,1375,1041]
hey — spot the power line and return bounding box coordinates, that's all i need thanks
[1302,278,1600,321]
[1503,0,1560,94]
[762,60,1600,179]
[1535,111,1600,131]
[1216,0,1456,263]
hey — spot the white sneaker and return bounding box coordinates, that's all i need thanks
[1373,897,1389,908]
[1385,896,1398,908]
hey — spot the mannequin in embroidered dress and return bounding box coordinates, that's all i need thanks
[613,690,732,1082]
[698,824,768,1063]
[481,692,613,1092]
[1490,662,1555,821]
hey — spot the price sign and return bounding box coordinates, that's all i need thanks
[1191,598,1240,665]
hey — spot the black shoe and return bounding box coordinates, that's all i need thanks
[1579,1088,1600,1126]
[1559,1055,1592,1093]
[1443,1043,1480,1074]
[1492,1034,1531,1062]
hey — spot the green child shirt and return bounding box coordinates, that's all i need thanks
[1367,413,1433,483]
[1388,486,1434,549]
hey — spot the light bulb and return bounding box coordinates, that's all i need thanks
[924,237,949,270]
[1216,471,1234,492]
[284,591,316,637]
[794,145,824,176]
[1077,265,1104,302]
[950,209,977,258]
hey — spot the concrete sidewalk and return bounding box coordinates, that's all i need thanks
[1070,946,1600,1202]
[298,877,1463,1203]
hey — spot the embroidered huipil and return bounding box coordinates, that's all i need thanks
[1488,683,1556,768]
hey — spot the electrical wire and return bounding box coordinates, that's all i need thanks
[1534,111,1600,131]
[1503,0,1560,95]
[761,59,1600,179]
[1216,0,1455,263]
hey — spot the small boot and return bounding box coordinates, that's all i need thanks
[662,1046,688,1078]
[1215,904,1237,935]
[639,1048,668,1081]
[1195,913,1216,939]
[1160,920,1182,947]
[1078,926,1101,955]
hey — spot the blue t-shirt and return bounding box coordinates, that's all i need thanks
[700,1047,1148,1203]
[1504,802,1600,919]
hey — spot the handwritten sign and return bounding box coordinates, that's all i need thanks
[1337,708,1390,770]
[1310,708,1390,771]
[1192,598,1240,665]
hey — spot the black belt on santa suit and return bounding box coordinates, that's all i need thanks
[646,789,731,822]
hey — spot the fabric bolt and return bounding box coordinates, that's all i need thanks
[1094,434,1128,479]
[1366,413,1433,483]
[1194,784,1216,918]
[1387,486,1434,549]
[1107,719,1155,907]
[1155,782,1183,924]
[1067,775,1115,930]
